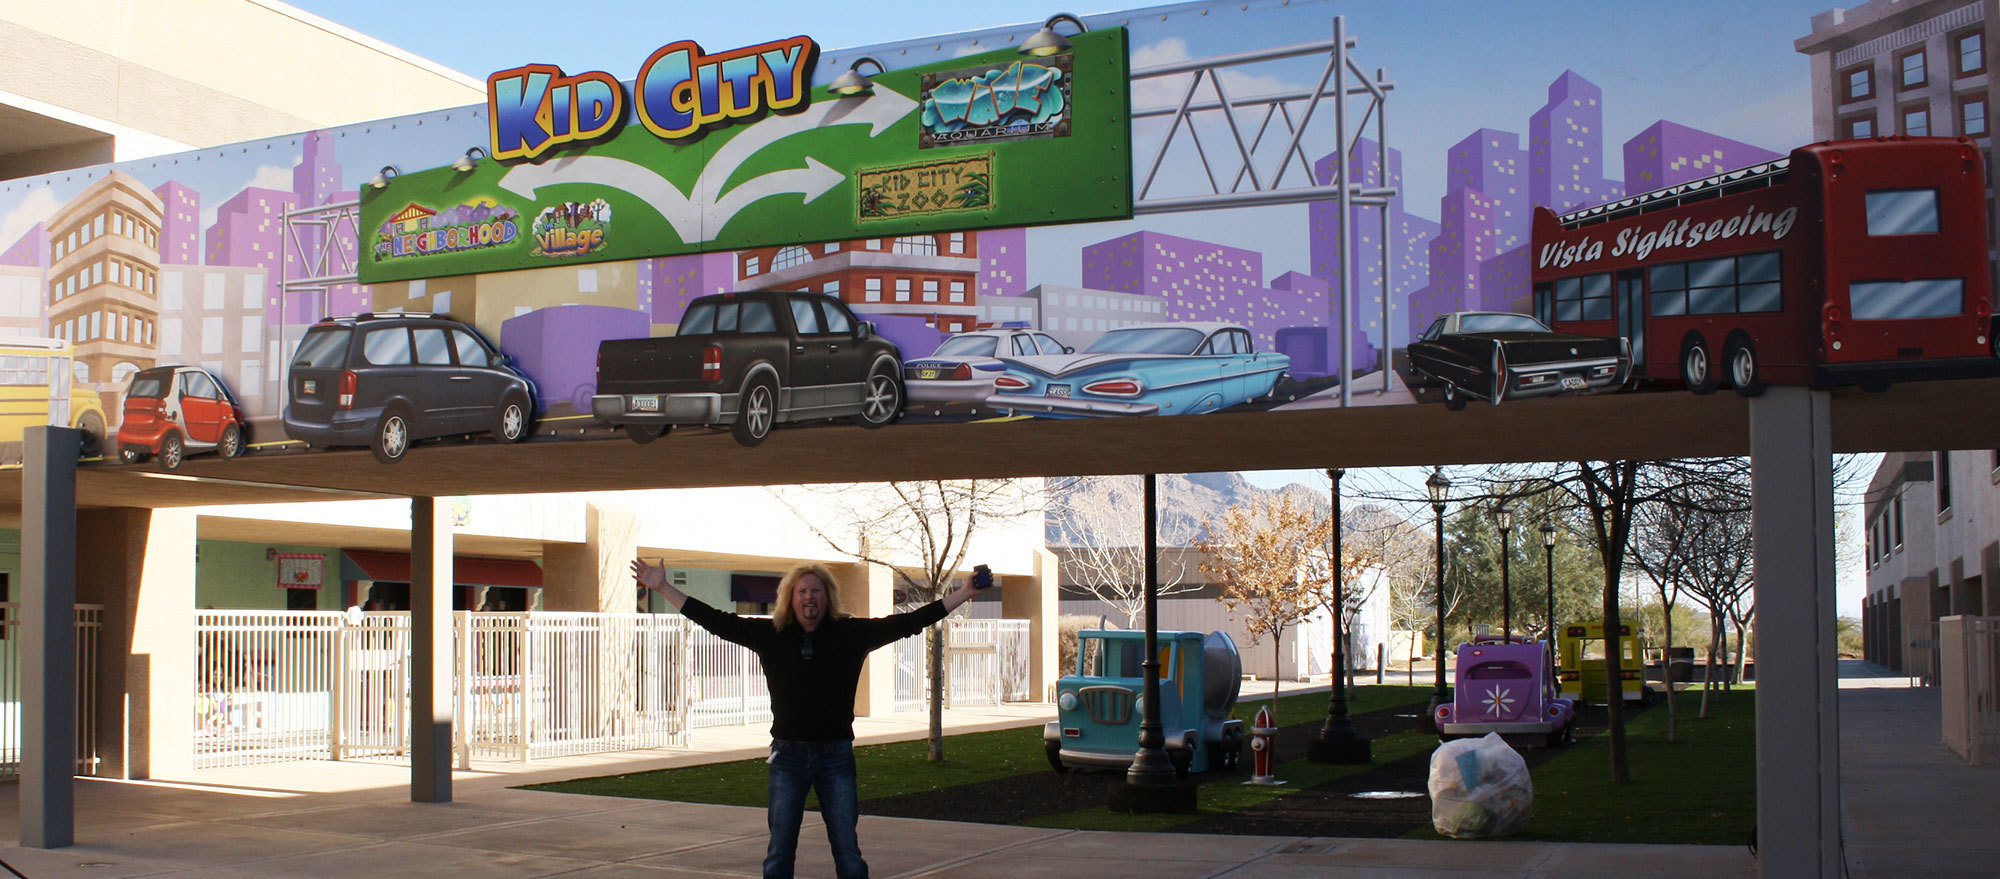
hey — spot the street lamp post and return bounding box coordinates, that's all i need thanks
[1495,501,1513,641]
[1110,473,1195,813]
[1424,468,1451,730]
[1310,468,1370,763]
[1541,520,1558,666]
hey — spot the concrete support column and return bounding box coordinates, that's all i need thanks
[76,507,197,781]
[541,502,639,612]
[838,562,898,718]
[22,426,77,849]
[410,497,452,803]
[1749,387,1839,879]
[1002,548,1060,699]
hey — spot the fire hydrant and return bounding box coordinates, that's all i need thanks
[1243,704,1285,786]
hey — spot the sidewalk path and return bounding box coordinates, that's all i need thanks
[1837,659,2000,879]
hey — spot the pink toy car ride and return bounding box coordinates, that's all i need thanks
[1435,637,1576,748]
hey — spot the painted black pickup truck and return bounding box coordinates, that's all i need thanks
[591,290,905,447]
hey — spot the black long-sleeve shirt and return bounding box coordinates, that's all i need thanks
[679,597,948,742]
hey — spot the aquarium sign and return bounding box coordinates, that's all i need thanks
[920,56,1071,149]
[488,35,818,162]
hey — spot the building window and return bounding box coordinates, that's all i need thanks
[1956,30,1984,78]
[892,235,938,255]
[922,279,939,303]
[948,232,965,254]
[864,277,882,302]
[1892,493,1904,549]
[1960,96,1987,137]
[1937,450,1954,513]
[1902,104,1930,136]
[1898,47,1927,89]
[865,238,882,251]
[1842,64,1873,102]
[773,246,812,270]
[895,278,911,302]
[823,242,841,254]
[949,280,966,303]
[744,255,761,276]
[822,280,840,296]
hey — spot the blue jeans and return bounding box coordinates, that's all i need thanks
[765,739,865,879]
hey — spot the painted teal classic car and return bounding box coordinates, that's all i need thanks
[1045,629,1245,776]
[985,322,1289,418]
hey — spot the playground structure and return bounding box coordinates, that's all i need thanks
[1558,623,1649,705]
[1435,635,1576,748]
[1045,628,1244,776]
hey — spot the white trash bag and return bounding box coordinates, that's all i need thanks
[1428,732,1534,839]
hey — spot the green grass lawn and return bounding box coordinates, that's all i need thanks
[1406,686,1758,845]
[524,684,1757,845]
[524,686,1427,807]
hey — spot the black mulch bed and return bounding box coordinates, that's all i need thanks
[862,699,1647,838]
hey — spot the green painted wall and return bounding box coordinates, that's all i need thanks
[197,540,343,610]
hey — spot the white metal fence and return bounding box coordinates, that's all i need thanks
[1941,615,2000,764]
[0,603,101,780]
[195,610,1033,769]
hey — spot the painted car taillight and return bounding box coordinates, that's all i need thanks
[702,344,722,382]
[1823,303,1844,350]
[951,362,972,380]
[994,375,1030,390]
[337,370,357,409]
[1082,378,1142,397]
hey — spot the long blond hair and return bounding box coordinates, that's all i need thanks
[772,563,847,630]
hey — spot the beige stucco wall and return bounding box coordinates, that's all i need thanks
[1,0,481,156]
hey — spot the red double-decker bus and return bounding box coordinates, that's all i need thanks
[1534,136,1998,394]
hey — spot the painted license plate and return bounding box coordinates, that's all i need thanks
[1560,375,1587,391]
[918,368,940,380]
[631,395,660,413]
[302,380,317,395]
[1047,384,1071,398]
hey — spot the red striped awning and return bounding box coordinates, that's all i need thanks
[341,549,542,588]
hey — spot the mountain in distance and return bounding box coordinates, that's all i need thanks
[1048,471,1331,547]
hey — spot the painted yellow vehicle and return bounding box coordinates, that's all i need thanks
[1557,622,1648,705]
[0,336,108,459]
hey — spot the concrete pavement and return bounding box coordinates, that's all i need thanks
[0,666,1973,877]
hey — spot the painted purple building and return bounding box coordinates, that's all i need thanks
[1623,120,1784,193]
[204,186,298,319]
[500,304,651,414]
[1310,138,1433,356]
[1446,129,1530,252]
[1271,271,1375,378]
[154,182,201,266]
[1079,230,1322,351]
[641,252,735,325]
[979,227,1028,298]
[1414,188,1501,335]
[1529,71,1623,214]
[1,223,45,268]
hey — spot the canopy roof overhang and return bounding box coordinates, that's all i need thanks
[1,377,1995,512]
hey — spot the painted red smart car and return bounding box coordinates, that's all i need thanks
[118,365,249,469]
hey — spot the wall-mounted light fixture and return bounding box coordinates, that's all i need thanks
[368,165,400,189]
[828,57,886,97]
[1020,13,1087,56]
[450,147,487,173]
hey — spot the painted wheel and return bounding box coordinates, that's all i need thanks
[1490,344,1507,404]
[1726,338,1765,398]
[1681,337,1716,395]
[1045,740,1069,773]
[493,394,532,443]
[76,410,105,458]
[853,367,902,429]
[220,423,245,458]
[1442,383,1468,411]
[623,423,669,444]
[731,378,776,447]
[158,433,185,471]
[371,408,412,464]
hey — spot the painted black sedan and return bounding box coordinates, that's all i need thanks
[1408,312,1629,410]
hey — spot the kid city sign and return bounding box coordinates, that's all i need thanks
[486,36,818,161]
[357,28,1132,285]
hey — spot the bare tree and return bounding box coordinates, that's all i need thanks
[1196,494,1324,708]
[1048,475,1195,627]
[1627,495,1709,742]
[773,479,1046,761]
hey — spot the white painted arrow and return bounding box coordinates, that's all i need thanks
[693,86,917,207]
[499,155,703,243]
[704,157,844,230]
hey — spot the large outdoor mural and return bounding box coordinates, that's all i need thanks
[0,0,1993,465]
